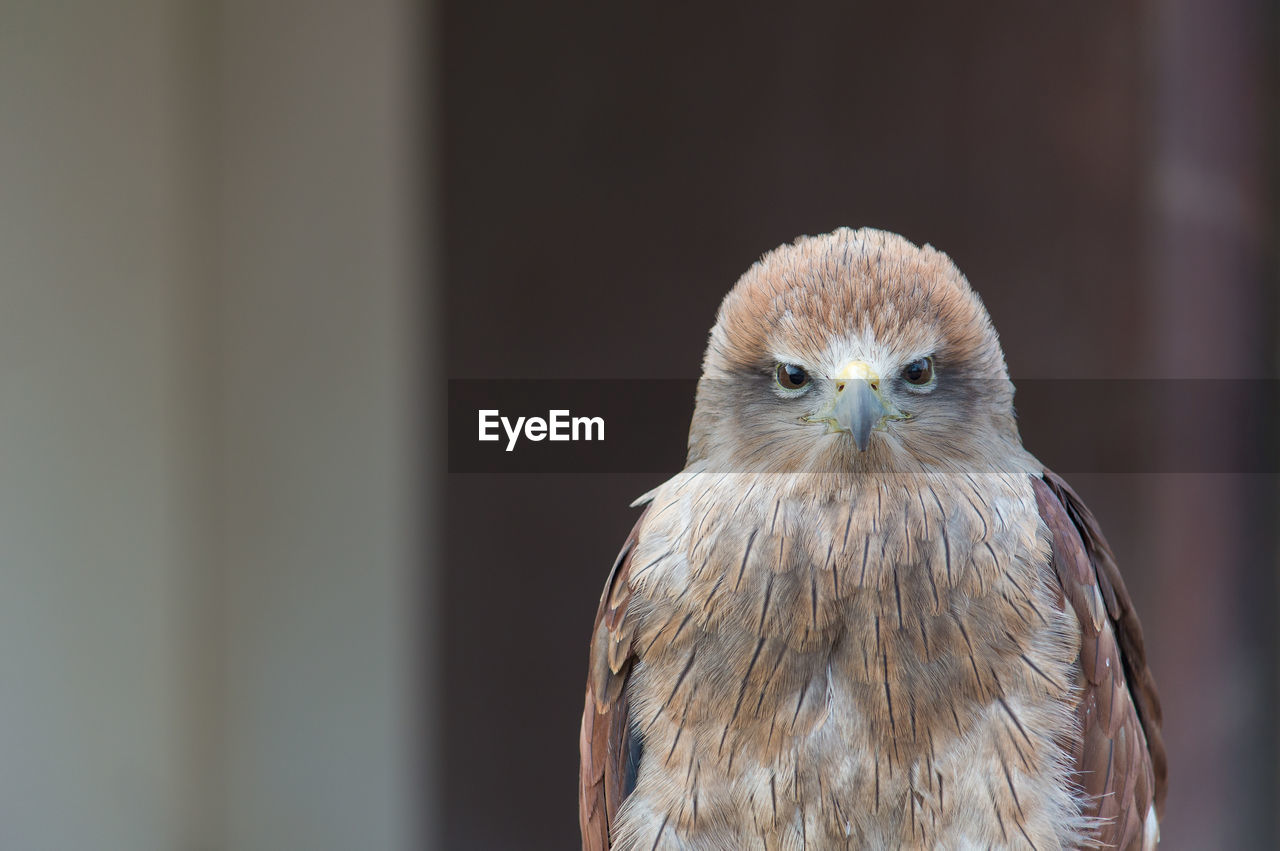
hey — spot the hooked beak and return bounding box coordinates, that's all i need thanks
[804,360,908,451]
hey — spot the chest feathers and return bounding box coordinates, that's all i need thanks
[612,471,1089,850]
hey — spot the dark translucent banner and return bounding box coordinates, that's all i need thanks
[447,379,1279,474]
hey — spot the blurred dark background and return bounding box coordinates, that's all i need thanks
[441,1,1278,850]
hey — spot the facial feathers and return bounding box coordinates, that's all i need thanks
[690,228,1025,476]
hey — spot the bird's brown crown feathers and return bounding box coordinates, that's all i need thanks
[707,228,1005,381]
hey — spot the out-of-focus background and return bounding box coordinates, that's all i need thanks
[1,1,1275,850]
[0,1,423,849]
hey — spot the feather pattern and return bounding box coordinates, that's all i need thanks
[581,507,648,851]
[1034,470,1166,849]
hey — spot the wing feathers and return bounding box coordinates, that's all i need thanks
[1034,470,1167,851]
[580,509,648,851]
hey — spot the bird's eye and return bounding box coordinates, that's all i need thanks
[902,357,934,386]
[775,363,810,390]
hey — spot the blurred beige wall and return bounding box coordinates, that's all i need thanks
[0,2,425,849]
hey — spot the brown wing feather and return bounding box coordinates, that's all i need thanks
[579,507,648,851]
[1033,470,1167,849]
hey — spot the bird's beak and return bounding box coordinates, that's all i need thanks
[804,360,907,452]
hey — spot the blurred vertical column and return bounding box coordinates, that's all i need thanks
[1145,0,1276,846]
[214,0,427,849]
[0,3,198,848]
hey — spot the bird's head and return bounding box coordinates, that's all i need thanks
[689,228,1024,477]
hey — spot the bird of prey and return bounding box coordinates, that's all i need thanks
[579,229,1165,850]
